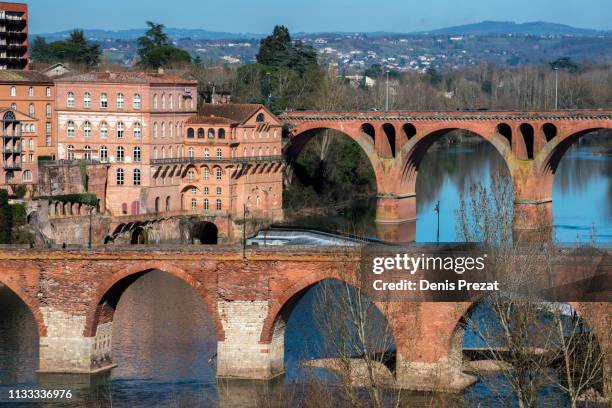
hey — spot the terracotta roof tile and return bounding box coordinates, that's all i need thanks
[186,116,236,125]
[56,71,197,85]
[198,104,264,123]
[0,70,53,84]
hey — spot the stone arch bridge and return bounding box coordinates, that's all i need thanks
[280,110,612,242]
[0,246,609,395]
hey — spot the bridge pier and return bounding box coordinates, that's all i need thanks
[216,300,284,380]
[375,195,416,243]
[512,200,553,241]
[38,307,114,374]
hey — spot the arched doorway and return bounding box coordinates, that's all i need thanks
[0,283,39,383]
[191,221,218,244]
[130,226,148,244]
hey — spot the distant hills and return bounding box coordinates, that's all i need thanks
[33,21,610,42]
[419,21,608,36]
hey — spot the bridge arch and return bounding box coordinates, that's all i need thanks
[84,262,223,340]
[395,126,513,195]
[260,274,397,361]
[0,275,47,338]
[284,125,383,192]
[536,125,612,175]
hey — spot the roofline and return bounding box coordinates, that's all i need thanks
[240,104,283,126]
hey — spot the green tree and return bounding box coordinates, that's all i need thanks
[137,21,190,68]
[0,189,12,244]
[256,25,293,68]
[30,30,100,67]
[30,36,50,63]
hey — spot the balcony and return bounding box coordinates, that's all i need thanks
[3,162,21,170]
[150,155,284,166]
[3,146,21,154]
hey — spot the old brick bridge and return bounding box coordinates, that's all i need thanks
[281,110,612,241]
[0,246,610,394]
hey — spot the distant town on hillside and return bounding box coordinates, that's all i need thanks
[33,21,612,72]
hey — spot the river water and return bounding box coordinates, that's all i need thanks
[0,136,610,407]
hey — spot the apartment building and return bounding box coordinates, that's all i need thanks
[54,71,198,215]
[0,2,28,70]
[0,70,54,192]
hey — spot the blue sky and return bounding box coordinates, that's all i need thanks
[29,0,612,34]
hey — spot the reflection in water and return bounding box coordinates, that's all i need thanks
[287,137,611,244]
[0,139,610,407]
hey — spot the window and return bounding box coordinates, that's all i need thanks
[46,87,51,97]
[28,138,33,150]
[117,122,124,138]
[83,121,91,138]
[134,146,141,162]
[274,129,278,139]
[204,198,209,210]
[204,148,209,159]
[46,103,51,118]
[191,187,197,195]
[100,121,108,139]
[10,86,16,97]
[46,122,51,135]
[204,187,209,195]
[169,123,173,138]
[100,146,108,162]
[28,87,33,97]
[161,93,165,109]
[116,93,124,109]
[67,91,75,107]
[187,169,194,181]
[161,122,165,138]
[187,128,194,138]
[197,128,204,138]
[243,147,247,157]
[153,147,157,159]
[256,113,265,122]
[215,167,222,180]
[218,128,225,139]
[100,93,108,108]
[161,147,165,159]
[216,148,222,159]
[22,170,31,182]
[153,122,158,138]
[165,196,170,211]
[84,145,91,160]
[133,93,141,109]
[10,103,16,109]
[116,168,124,185]
[83,92,91,108]
[133,122,141,139]
[133,169,141,185]
[208,128,215,139]
[28,103,34,116]
[216,187,222,195]
[67,121,75,137]
[169,147,173,158]
[188,147,194,158]
[258,147,262,158]
[191,198,197,210]
[273,147,277,155]
[67,144,74,160]
[216,199,222,211]
[153,94,158,109]
[117,146,124,162]
[168,94,173,109]
[203,167,210,180]
[266,147,270,156]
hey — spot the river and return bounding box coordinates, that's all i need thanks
[0,136,610,406]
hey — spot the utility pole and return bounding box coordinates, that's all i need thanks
[242,203,248,260]
[553,67,559,110]
[385,70,390,111]
[435,200,440,244]
[88,206,93,249]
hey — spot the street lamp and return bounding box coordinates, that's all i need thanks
[88,206,93,249]
[242,202,250,260]
[553,67,559,110]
